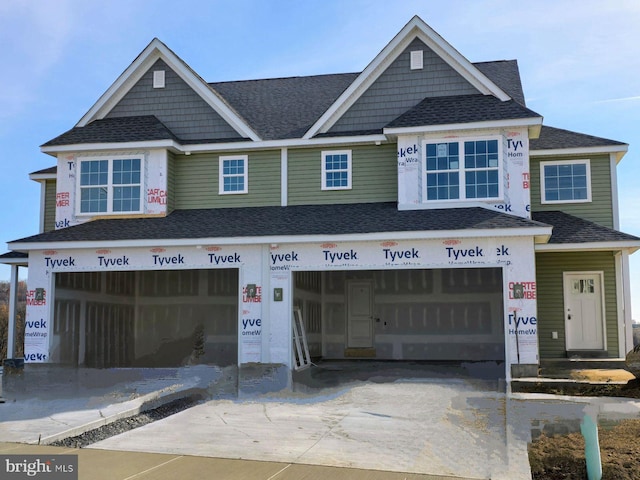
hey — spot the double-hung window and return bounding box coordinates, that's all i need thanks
[540,159,591,203]
[219,155,248,194]
[423,138,501,202]
[322,150,352,190]
[78,156,142,214]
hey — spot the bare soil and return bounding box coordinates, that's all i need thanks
[528,419,640,480]
[525,379,640,479]
[514,378,640,399]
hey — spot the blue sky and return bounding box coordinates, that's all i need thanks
[1,0,640,316]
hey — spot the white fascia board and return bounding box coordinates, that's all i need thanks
[535,242,640,253]
[384,117,542,137]
[303,16,510,140]
[174,134,390,153]
[76,39,260,141]
[0,257,28,266]
[531,145,628,163]
[41,139,182,155]
[41,135,390,156]
[9,227,552,252]
[29,173,57,181]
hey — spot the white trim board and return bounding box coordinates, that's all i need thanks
[41,135,390,156]
[535,243,640,253]
[303,16,511,139]
[76,38,260,141]
[9,226,552,252]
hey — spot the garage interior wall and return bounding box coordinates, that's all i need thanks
[294,268,504,361]
[51,269,238,367]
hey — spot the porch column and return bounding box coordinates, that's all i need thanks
[6,264,19,359]
[622,250,633,355]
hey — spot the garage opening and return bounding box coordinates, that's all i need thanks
[51,269,238,368]
[293,268,504,362]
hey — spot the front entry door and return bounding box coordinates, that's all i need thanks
[347,280,374,348]
[563,272,605,351]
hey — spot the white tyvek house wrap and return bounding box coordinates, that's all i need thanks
[24,245,264,364]
[267,236,538,367]
[397,128,531,218]
[23,250,50,362]
[25,236,538,367]
[54,150,169,229]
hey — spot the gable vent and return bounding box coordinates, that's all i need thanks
[410,50,423,70]
[153,70,165,88]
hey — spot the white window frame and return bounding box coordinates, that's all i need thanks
[421,136,503,203]
[219,155,248,195]
[540,159,592,204]
[75,155,144,216]
[321,150,352,191]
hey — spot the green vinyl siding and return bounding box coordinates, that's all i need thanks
[173,150,280,209]
[166,151,176,213]
[44,180,57,232]
[535,251,618,359]
[530,154,614,228]
[288,144,397,205]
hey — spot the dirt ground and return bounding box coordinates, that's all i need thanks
[525,377,640,479]
[528,419,640,480]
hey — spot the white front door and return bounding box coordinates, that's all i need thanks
[563,272,605,351]
[347,280,374,348]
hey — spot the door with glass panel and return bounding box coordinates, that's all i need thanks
[563,272,605,351]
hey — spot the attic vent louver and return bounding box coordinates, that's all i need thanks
[153,70,165,88]
[410,50,423,70]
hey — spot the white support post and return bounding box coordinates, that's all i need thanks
[622,250,634,355]
[6,265,19,359]
[615,252,626,357]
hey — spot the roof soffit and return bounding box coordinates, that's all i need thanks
[303,15,512,139]
[76,38,260,141]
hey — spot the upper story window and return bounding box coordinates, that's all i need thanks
[78,157,142,214]
[423,138,501,202]
[540,159,591,203]
[219,155,248,194]
[322,150,352,190]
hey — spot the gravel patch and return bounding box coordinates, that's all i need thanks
[50,396,201,448]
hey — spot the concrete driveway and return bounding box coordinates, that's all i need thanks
[89,377,524,480]
[7,362,639,480]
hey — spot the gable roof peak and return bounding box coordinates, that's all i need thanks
[303,15,512,139]
[74,36,260,141]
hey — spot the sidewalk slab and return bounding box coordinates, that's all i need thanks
[0,443,474,480]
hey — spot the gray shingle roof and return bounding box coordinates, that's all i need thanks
[41,115,180,147]
[532,211,639,244]
[40,60,530,146]
[474,60,525,106]
[207,61,525,140]
[530,125,626,151]
[210,73,359,140]
[30,166,57,175]
[0,251,28,260]
[11,203,548,245]
[386,94,541,129]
